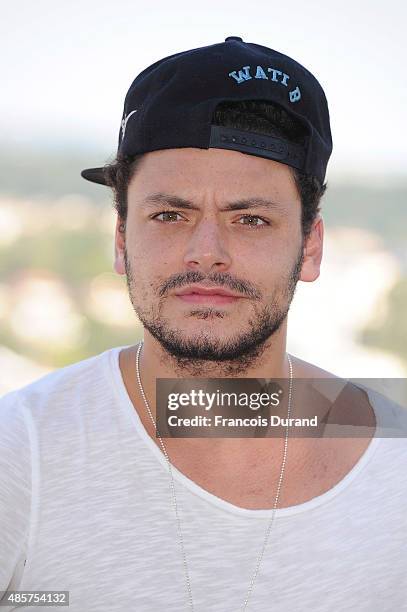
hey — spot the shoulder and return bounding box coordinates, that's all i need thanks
[0,348,116,415]
[290,354,340,379]
[0,348,125,444]
[292,355,407,452]
[289,354,377,429]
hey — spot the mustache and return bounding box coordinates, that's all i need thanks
[158,271,262,300]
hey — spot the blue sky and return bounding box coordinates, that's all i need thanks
[1,0,406,179]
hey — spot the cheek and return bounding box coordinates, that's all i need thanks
[127,241,174,290]
[130,222,181,265]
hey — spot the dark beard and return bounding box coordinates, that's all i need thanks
[124,246,304,375]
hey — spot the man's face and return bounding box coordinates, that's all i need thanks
[115,147,320,366]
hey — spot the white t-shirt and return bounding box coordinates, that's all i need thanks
[1,346,407,612]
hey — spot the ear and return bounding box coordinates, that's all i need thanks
[300,214,324,282]
[113,216,126,275]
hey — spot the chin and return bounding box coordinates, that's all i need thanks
[173,324,236,343]
[156,318,244,345]
[175,312,241,336]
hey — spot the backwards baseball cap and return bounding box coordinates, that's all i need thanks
[81,36,332,186]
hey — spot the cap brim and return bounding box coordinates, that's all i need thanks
[81,167,108,186]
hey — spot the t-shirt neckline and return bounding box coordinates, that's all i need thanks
[106,344,383,519]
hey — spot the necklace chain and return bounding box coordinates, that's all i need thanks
[135,341,293,611]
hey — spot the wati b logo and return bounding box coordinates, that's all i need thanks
[228,65,301,103]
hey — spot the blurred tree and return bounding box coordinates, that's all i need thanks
[359,277,407,368]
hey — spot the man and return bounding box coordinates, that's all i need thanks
[1,36,406,612]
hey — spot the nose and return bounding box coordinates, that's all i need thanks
[183,217,232,273]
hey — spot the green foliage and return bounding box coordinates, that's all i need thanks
[322,183,407,249]
[359,277,407,365]
[0,231,112,283]
[0,223,142,368]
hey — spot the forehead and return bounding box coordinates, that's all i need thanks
[128,147,300,208]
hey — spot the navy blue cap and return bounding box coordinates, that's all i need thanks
[81,36,332,185]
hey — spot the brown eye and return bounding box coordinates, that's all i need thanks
[238,215,268,227]
[153,211,183,222]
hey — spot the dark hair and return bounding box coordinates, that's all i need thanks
[104,100,327,238]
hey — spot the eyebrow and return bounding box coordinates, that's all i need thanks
[141,192,289,214]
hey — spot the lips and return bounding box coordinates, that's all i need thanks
[174,285,244,305]
[175,285,241,298]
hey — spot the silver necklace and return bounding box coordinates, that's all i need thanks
[135,340,293,611]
